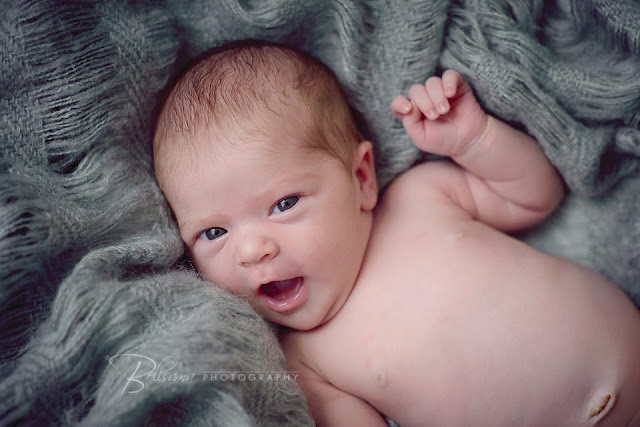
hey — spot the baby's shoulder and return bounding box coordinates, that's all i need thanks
[377,160,470,221]
[383,160,465,201]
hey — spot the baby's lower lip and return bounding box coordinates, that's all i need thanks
[259,277,306,312]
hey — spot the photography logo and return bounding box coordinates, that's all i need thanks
[106,353,298,395]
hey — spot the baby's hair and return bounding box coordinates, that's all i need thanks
[153,39,362,182]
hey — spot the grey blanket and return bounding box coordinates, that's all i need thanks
[1,0,638,425]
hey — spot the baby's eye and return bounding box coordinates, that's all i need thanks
[199,227,227,241]
[272,195,299,214]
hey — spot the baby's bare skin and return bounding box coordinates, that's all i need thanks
[156,50,640,425]
[283,71,640,426]
[284,162,640,425]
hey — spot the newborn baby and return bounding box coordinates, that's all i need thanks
[153,40,640,426]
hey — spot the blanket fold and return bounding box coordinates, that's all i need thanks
[1,0,638,425]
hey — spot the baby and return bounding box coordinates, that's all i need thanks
[153,40,640,426]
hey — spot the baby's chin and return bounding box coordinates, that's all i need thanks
[266,302,344,332]
[261,305,332,331]
[265,312,323,332]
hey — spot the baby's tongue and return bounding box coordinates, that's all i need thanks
[260,278,301,301]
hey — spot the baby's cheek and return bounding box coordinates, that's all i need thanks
[190,254,209,278]
[192,253,226,286]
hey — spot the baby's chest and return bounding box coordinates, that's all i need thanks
[300,303,502,427]
[303,281,607,426]
[302,314,421,410]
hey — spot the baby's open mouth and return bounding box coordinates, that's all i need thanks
[259,277,303,302]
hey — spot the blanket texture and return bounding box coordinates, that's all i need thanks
[1,0,638,425]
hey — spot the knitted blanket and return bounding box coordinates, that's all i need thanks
[1,0,638,425]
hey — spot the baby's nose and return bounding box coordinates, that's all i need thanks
[236,234,279,266]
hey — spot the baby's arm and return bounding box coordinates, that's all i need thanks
[294,365,387,426]
[284,341,387,426]
[391,70,564,231]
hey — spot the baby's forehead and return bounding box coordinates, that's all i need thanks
[164,119,304,166]
[154,97,322,188]
[158,125,321,194]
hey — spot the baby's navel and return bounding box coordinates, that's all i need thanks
[587,392,615,425]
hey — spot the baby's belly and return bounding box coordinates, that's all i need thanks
[327,222,640,426]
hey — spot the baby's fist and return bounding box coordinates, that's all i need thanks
[391,70,487,158]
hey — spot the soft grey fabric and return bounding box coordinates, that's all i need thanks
[1,0,638,425]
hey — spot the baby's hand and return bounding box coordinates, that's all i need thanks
[391,70,488,158]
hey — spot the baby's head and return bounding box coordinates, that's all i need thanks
[153,40,378,330]
[154,40,361,187]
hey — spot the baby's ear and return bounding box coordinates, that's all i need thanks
[352,141,378,211]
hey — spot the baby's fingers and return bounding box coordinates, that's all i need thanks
[408,84,439,120]
[391,94,424,134]
[425,76,450,115]
[390,95,413,120]
[442,69,468,98]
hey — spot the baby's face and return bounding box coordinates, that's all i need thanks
[159,122,375,330]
